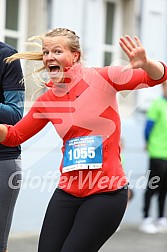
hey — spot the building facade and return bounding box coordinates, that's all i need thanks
[1,0,167,108]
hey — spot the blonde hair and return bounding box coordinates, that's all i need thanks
[6,28,82,72]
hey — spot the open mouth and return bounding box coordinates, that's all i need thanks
[49,65,60,73]
[47,65,65,83]
[48,65,63,79]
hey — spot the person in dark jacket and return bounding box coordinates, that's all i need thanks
[0,42,25,252]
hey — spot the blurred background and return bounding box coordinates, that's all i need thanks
[0,0,167,235]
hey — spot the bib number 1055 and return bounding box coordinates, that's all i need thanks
[68,147,95,160]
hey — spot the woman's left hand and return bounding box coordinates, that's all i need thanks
[119,35,147,71]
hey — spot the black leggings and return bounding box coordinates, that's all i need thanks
[143,158,167,218]
[38,187,128,252]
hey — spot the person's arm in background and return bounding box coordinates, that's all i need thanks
[144,119,155,142]
[0,44,25,141]
[0,46,25,124]
[0,90,24,124]
[144,100,158,147]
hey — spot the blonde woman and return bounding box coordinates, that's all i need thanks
[0,28,166,252]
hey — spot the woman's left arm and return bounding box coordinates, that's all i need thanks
[141,59,164,80]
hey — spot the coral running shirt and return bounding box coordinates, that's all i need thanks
[2,63,167,197]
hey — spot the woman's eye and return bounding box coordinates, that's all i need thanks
[55,50,61,54]
[43,51,48,55]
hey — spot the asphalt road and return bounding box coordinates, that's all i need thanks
[8,224,166,252]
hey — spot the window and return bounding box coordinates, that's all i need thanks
[0,0,27,51]
[103,1,116,66]
[102,0,122,66]
[105,2,115,45]
[5,37,18,49]
[5,0,19,31]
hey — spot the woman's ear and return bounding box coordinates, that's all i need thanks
[73,52,80,63]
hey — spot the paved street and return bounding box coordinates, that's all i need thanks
[8,224,166,252]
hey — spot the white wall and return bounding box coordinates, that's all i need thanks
[49,0,102,66]
[136,0,167,111]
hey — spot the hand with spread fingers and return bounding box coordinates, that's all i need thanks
[119,35,163,80]
[119,35,147,70]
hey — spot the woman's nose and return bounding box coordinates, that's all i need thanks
[47,52,56,60]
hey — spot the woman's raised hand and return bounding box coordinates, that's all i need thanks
[119,35,147,71]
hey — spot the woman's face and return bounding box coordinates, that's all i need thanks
[42,36,78,83]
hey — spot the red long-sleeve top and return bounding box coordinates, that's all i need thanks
[1,63,167,197]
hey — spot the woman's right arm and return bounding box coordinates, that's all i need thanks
[0,106,49,146]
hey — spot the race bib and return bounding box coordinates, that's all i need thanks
[62,135,103,173]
